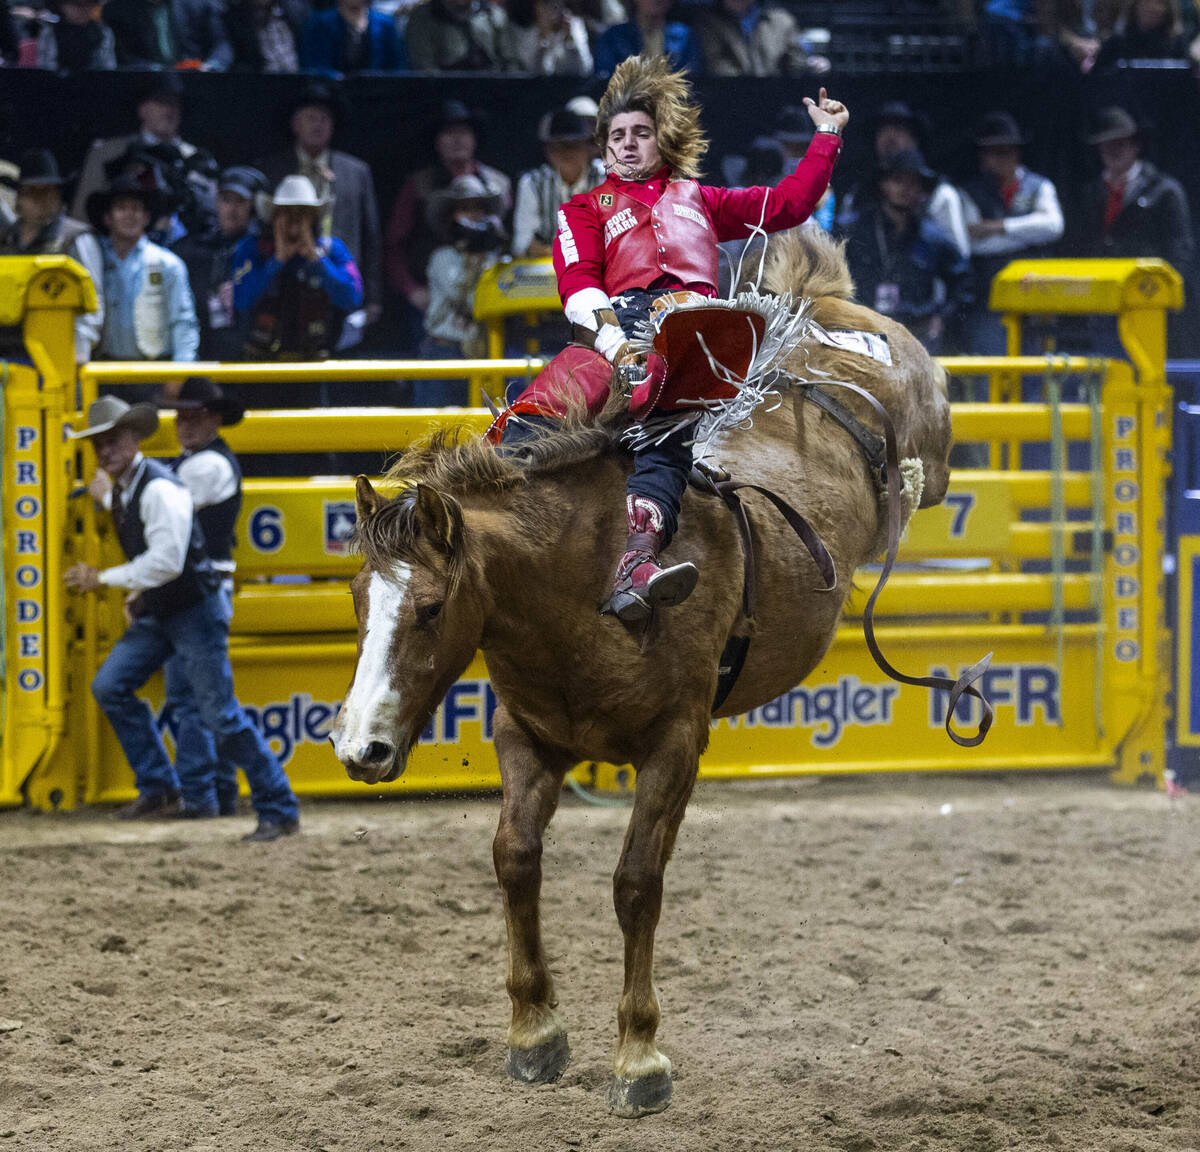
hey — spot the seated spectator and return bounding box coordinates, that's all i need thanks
[103,0,232,70]
[694,0,830,75]
[233,175,364,360]
[593,0,701,75]
[836,101,970,260]
[960,111,1063,353]
[0,149,105,363]
[227,0,307,72]
[512,107,605,257]
[385,100,511,319]
[1095,0,1192,66]
[571,0,627,47]
[420,173,507,403]
[36,0,117,70]
[73,76,212,227]
[504,0,592,74]
[405,0,518,70]
[839,150,971,355]
[174,166,269,360]
[1073,106,1194,272]
[87,169,199,363]
[300,0,405,71]
[256,83,383,328]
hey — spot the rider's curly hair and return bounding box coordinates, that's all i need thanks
[595,55,707,179]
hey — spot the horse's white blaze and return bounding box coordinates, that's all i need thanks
[335,566,412,761]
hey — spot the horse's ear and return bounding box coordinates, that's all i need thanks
[413,483,462,556]
[355,475,380,521]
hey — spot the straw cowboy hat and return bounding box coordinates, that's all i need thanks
[155,376,246,427]
[68,395,159,440]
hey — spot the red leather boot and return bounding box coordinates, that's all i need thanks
[601,495,699,623]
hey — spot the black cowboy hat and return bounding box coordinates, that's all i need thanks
[875,101,921,130]
[1086,106,1140,145]
[974,111,1024,148]
[156,376,246,427]
[85,167,172,233]
[877,148,938,190]
[773,105,814,146]
[285,81,348,124]
[1,149,71,190]
[540,107,593,144]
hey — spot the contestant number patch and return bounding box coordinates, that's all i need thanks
[599,194,613,206]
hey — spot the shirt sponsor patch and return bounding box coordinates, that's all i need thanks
[672,202,708,228]
[557,209,578,265]
[604,207,637,248]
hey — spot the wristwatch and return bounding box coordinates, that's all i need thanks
[815,123,843,137]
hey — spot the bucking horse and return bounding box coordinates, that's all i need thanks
[331,229,989,1117]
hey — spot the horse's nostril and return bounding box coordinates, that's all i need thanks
[359,740,394,765]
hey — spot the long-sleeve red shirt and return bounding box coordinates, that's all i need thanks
[553,128,841,303]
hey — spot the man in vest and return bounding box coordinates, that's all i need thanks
[544,54,847,622]
[87,168,200,365]
[960,112,1063,355]
[0,149,105,365]
[64,396,300,841]
[156,377,247,819]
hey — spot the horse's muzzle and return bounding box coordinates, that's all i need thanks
[339,736,408,786]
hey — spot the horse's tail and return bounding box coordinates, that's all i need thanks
[761,227,856,302]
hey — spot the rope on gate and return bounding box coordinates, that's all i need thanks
[1046,353,1068,723]
[1086,359,1108,741]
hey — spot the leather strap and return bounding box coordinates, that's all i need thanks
[813,378,994,748]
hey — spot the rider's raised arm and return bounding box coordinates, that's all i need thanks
[702,128,842,244]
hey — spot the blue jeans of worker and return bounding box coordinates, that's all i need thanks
[164,580,239,814]
[92,590,299,825]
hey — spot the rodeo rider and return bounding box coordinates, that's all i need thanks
[501,54,848,623]
[63,395,301,842]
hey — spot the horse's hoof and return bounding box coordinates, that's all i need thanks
[505,1032,570,1084]
[608,1070,673,1117]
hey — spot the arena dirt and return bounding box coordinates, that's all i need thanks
[1,771,1198,1152]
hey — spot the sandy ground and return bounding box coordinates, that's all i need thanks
[1,771,1199,1152]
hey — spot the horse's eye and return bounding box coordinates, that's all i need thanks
[416,601,443,627]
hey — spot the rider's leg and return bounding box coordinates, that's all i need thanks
[602,420,698,623]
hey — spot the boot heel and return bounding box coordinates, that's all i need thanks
[645,562,699,608]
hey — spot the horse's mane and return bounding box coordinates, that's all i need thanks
[760,228,856,302]
[382,415,624,497]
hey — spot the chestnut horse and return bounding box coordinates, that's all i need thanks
[331,231,953,1117]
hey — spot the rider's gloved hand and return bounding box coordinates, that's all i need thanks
[625,352,668,417]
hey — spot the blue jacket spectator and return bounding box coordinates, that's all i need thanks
[594,0,701,75]
[300,2,406,72]
[233,175,364,360]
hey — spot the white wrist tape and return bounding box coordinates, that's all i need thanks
[594,324,628,362]
[564,287,614,330]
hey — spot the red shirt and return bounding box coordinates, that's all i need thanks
[553,129,841,303]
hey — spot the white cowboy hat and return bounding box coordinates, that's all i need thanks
[68,395,159,440]
[257,173,329,220]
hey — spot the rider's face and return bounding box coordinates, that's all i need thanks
[605,112,662,180]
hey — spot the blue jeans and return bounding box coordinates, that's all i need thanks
[164,580,240,814]
[92,590,299,825]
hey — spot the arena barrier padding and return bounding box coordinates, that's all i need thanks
[0,255,1184,809]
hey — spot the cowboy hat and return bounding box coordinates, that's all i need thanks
[155,377,246,427]
[426,173,503,232]
[974,111,1024,148]
[877,148,938,190]
[68,395,159,441]
[284,81,348,124]
[218,165,269,202]
[540,107,593,144]
[4,149,71,189]
[1086,106,1139,145]
[85,167,171,233]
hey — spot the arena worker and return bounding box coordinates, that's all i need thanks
[63,395,301,842]
[155,377,248,820]
[498,54,847,623]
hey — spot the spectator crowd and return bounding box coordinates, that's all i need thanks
[0,0,1197,398]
